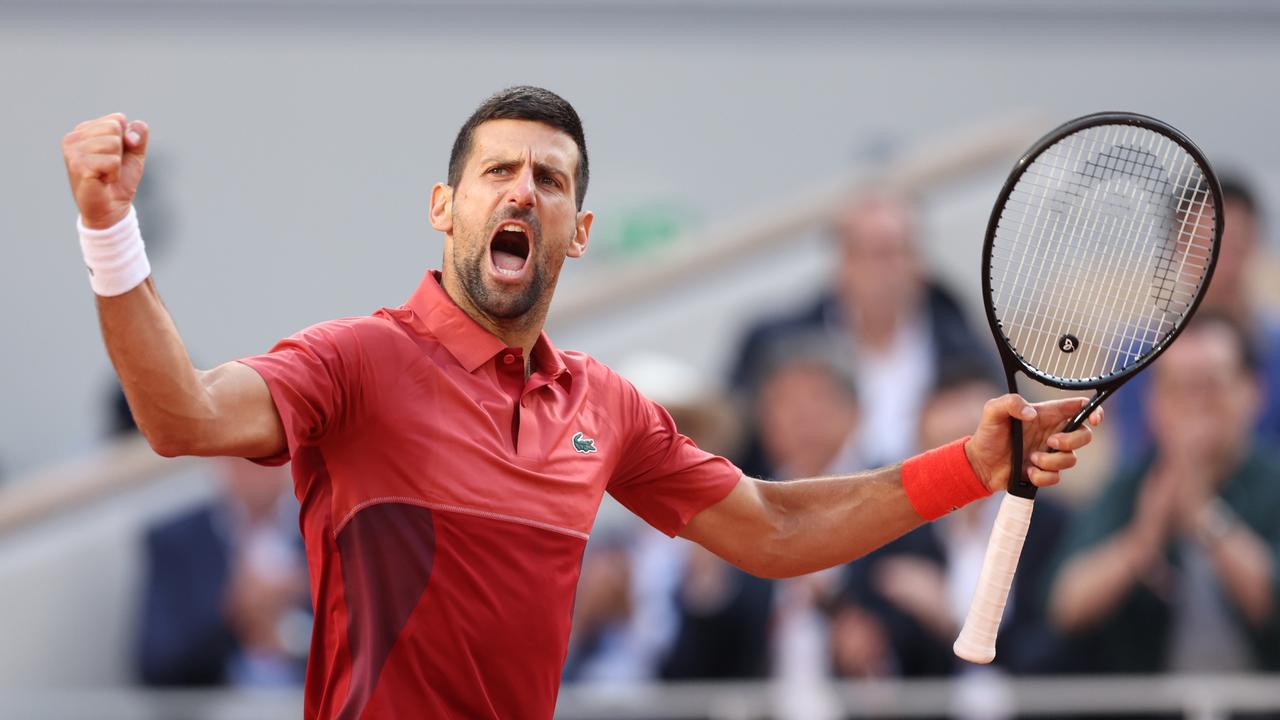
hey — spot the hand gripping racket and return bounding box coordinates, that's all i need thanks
[952,112,1222,664]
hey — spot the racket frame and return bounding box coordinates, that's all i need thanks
[980,111,1223,500]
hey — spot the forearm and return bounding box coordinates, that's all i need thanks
[748,467,924,578]
[688,439,988,579]
[97,279,210,448]
[99,281,284,458]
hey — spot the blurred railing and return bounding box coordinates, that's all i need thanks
[0,435,196,537]
[2,675,1279,720]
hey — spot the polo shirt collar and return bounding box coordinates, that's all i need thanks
[406,271,572,387]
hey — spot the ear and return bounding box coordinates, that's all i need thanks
[567,209,593,259]
[429,182,454,234]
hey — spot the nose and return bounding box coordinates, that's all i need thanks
[505,165,536,209]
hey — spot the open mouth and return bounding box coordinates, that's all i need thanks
[489,222,531,278]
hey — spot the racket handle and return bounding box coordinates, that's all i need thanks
[953,494,1035,664]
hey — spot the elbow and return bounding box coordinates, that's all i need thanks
[141,429,188,458]
[138,421,201,458]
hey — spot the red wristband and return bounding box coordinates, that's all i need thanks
[901,436,991,521]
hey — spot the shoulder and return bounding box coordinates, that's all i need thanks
[565,352,659,429]
[292,313,407,346]
[567,351,637,397]
[277,313,420,363]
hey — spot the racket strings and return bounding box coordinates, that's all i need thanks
[990,122,1216,383]
[1006,128,1209,378]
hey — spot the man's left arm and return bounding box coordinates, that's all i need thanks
[681,394,1100,579]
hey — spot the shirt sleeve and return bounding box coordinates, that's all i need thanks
[236,318,369,466]
[607,379,742,537]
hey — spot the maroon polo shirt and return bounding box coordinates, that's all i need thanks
[238,270,741,719]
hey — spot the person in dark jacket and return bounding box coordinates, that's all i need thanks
[138,457,310,687]
[729,194,993,477]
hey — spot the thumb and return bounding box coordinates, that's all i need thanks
[124,120,148,156]
[120,120,149,191]
[985,393,1037,424]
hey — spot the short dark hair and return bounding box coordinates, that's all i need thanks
[447,86,589,209]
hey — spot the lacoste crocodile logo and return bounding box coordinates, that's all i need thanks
[572,432,598,454]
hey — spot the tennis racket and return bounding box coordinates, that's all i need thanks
[952,112,1222,664]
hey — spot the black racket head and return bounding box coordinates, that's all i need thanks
[982,112,1223,392]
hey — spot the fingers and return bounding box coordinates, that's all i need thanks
[1029,448,1077,473]
[63,113,144,228]
[78,154,122,184]
[1047,423,1093,452]
[1028,467,1063,488]
[65,113,128,144]
[77,134,124,157]
[983,393,1038,424]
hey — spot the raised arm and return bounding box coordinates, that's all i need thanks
[63,113,285,459]
[682,394,1100,579]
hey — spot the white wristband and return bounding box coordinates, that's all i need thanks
[78,205,152,297]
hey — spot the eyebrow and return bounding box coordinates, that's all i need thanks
[478,156,571,183]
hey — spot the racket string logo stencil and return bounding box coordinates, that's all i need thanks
[1058,334,1079,353]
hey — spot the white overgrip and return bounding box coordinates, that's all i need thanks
[953,494,1035,664]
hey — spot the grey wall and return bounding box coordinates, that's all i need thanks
[3,0,1279,477]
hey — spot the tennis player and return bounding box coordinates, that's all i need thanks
[62,86,1100,719]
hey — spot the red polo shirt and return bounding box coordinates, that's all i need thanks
[238,271,741,719]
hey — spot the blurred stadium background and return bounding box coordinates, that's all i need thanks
[3,0,1280,718]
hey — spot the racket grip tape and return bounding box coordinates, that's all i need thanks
[953,494,1035,664]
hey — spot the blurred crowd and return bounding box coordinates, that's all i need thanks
[559,176,1280,713]
[93,173,1280,710]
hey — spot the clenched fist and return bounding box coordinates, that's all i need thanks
[61,113,149,229]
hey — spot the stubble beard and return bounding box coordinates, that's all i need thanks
[455,210,549,323]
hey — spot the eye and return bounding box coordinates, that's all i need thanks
[538,173,562,189]
[486,166,510,176]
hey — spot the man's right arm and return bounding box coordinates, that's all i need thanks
[64,113,285,460]
[96,280,285,459]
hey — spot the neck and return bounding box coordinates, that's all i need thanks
[440,271,551,362]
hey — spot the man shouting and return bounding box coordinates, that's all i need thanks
[62,86,1099,719]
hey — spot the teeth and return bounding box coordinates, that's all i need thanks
[499,224,526,235]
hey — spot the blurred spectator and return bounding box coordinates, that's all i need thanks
[730,193,992,476]
[752,341,865,720]
[1108,173,1280,462]
[1048,312,1280,673]
[137,457,310,686]
[756,333,865,480]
